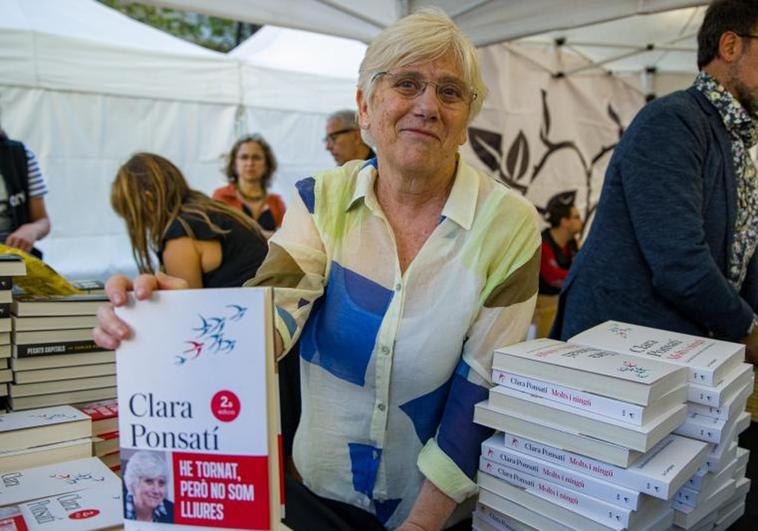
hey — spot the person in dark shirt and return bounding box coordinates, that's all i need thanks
[111,153,267,288]
[539,199,582,295]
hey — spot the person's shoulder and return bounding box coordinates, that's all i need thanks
[212,183,236,200]
[633,88,710,130]
[471,162,538,218]
[293,160,365,214]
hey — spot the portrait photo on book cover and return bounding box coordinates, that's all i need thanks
[122,449,175,524]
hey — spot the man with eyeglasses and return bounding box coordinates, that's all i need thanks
[324,109,374,165]
[554,0,758,366]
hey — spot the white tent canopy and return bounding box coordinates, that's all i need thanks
[143,0,707,47]
[0,0,360,279]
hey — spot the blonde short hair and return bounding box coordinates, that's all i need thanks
[358,7,487,123]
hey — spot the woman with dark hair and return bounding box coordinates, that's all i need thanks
[213,134,286,235]
[112,153,267,288]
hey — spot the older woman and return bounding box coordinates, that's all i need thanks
[212,134,286,235]
[96,8,540,530]
[123,451,174,523]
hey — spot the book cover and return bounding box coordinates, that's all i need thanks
[494,339,686,406]
[569,321,744,386]
[0,482,122,530]
[491,369,686,426]
[477,489,576,531]
[480,436,640,509]
[686,448,737,491]
[0,457,119,506]
[116,288,281,530]
[0,405,91,453]
[474,501,540,531]
[492,431,709,499]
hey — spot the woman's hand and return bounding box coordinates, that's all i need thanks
[93,272,188,350]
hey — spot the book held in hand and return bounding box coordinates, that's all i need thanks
[116,288,282,530]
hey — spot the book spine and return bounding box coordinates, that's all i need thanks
[687,401,730,420]
[498,433,667,497]
[480,458,632,527]
[481,441,639,509]
[674,485,700,507]
[492,369,646,426]
[674,414,725,444]
[688,382,723,406]
[15,341,101,357]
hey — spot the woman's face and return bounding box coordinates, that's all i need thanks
[133,475,166,515]
[234,141,267,184]
[358,54,470,177]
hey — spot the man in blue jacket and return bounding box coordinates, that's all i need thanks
[553,0,758,363]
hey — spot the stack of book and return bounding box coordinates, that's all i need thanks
[474,338,710,530]
[8,294,115,411]
[0,457,122,530]
[569,321,754,529]
[75,398,120,473]
[0,404,92,472]
[0,254,27,412]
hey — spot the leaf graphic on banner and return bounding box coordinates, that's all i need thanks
[540,89,551,137]
[469,127,503,173]
[507,131,530,182]
[607,104,624,137]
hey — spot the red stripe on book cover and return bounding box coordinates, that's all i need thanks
[98,430,119,440]
[278,434,285,505]
[0,515,28,531]
[172,452,270,530]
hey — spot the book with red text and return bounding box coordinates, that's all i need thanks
[75,399,118,436]
[569,321,744,386]
[116,288,282,530]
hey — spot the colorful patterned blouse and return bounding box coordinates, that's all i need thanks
[247,157,540,528]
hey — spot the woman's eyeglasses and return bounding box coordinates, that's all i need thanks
[373,71,477,106]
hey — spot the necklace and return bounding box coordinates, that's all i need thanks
[237,188,266,202]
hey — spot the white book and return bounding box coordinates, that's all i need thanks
[685,443,737,491]
[12,314,99,332]
[687,378,752,420]
[116,288,281,531]
[0,437,92,474]
[480,437,640,509]
[474,401,641,467]
[0,331,10,346]
[13,363,116,384]
[10,350,115,371]
[0,405,91,453]
[686,454,737,493]
[489,385,687,452]
[734,447,749,476]
[492,369,686,426]
[0,457,119,506]
[10,375,117,398]
[673,478,736,528]
[491,431,709,500]
[493,339,687,406]
[569,321,744,386]
[473,513,532,531]
[674,411,732,445]
[478,473,672,531]
[13,328,96,346]
[480,458,636,529]
[9,386,117,411]
[713,502,745,531]
[0,368,10,382]
[475,502,541,531]
[704,440,738,475]
[707,411,750,468]
[675,455,737,506]
[0,483,122,530]
[0,343,10,359]
[688,363,753,406]
[478,489,577,531]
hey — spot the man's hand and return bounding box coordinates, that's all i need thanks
[5,224,40,253]
[93,272,188,350]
